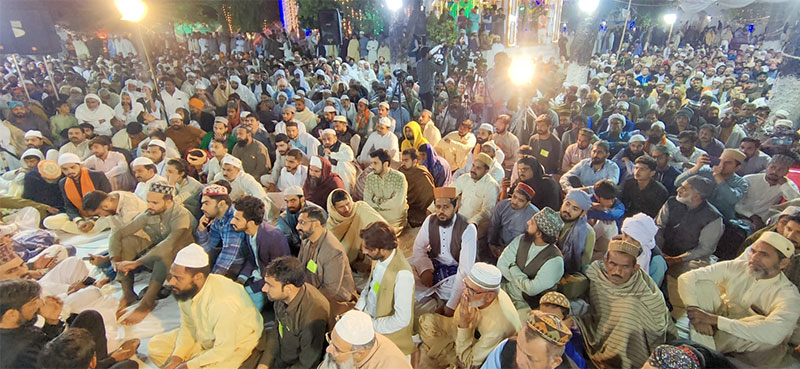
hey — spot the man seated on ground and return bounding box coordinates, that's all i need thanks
[232,126,271,180]
[83,136,135,191]
[165,158,203,218]
[481,310,573,369]
[652,145,681,196]
[219,155,276,219]
[620,213,666,286]
[410,187,477,317]
[320,310,412,369]
[528,114,562,175]
[737,137,770,176]
[260,256,330,369]
[454,152,500,239]
[43,153,112,234]
[24,130,56,159]
[326,189,386,270]
[736,154,800,230]
[488,183,539,261]
[364,149,409,233]
[131,156,166,201]
[355,221,415,356]
[739,206,800,259]
[672,130,707,170]
[22,160,64,214]
[264,133,291,190]
[230,195,290,310]
[38,327,139,369]
[277,148,308,192]
[148,243,263,369]
[145,139,170,177]
[195,184,245,279]
[610,134,646,183]
[276,186,325,254]
[675,148,748,220]
[58,126,91,159]
[358,117,400,165]
[561,128,594,174]
[319,128,358,192]
[621,156,669,218]
[575,239,670,369]
[165,113,205,156]
[498,207,565,312]
[111,182,196,325]
[418,263,522,369]
[678,232,800,367]
[560,141,620,192]
[399,148,435,228]
[286,121,321,158]
[557,190,596,287]
[439,119,477,171]
[295,206,357,317]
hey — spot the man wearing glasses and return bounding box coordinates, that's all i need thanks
[320,310,411,369]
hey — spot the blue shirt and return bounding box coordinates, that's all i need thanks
[561,158,620,191]
[195,206,246,275]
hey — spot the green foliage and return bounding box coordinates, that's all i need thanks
[167,0,272,33]
[426,13,457,45]
[296,0,386,35]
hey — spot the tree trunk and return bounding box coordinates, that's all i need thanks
[564,11,600,86]
[769,21,800,125]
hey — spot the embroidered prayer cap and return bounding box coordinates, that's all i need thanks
[24,130,43,139]
[565,189,592,211]
[757,231,794,258]
[131,156,154,167]
[646,345,699,369]
[202,184,228,197]
[514,182,536,200]
[334,310,375,345]
[57,153,82,166]
[628,134,646,143]
[533,207,564,238]
[479,123,494,133]
[468,262,502,290]
[323,106,336,113]
[148,181,175,196]
[539,291,570,313]
[433,186,457,199]
[37,160,62,180]
[474,153,493,169]
[148,139,167,150]
[8,101,24,109]
[720,148,746,164]
[608,239,642,258]
[333,115,347,123]
[221,155,242,169]
[168,113,183,122]
[21,148,44,160]
[189,97,204,110]
[621,213,658,246]
[283,185,304,197]
[309,156,322,169]
[526,310,572,347]
[174,243,209,268]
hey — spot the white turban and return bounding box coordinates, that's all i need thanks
[229,75,242,84]
[621,213,658,273]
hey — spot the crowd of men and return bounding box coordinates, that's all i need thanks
[0,17,799,369]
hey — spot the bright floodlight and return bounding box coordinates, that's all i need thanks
[578,0,599,13]
[386,0,402,11]
[663,13,677,25]
[510,58,534,86]
[116,0,147,22]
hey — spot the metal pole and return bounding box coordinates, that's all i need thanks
[667,23,674,47]
[41,55,60,98]
[137,25,159,89]
[616,0,632,57]
[10,55,30,100]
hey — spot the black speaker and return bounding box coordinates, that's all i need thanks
[319,9,342,46]
[0,8,61,55]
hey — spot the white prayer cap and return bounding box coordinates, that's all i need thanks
[757,231,795,258]
[131,156,155,167]
[229,75,242,84]
[615,101,629,110]
[650,121,666,131]
[174,243,209,268]
[628,134,646,143]
[57,153,81,166]
[621,213,658,247]
[775,119,793,129]
[222,155,242,169]
[379,101,390,109]
[774,109,791,119]
[479,123,494,133]
[125,79,139,86]
[468,262,502,290]
[283,185,304,197]
[334,310,375,345]
[321,129,337,137]
[323,106,336,113]
[609,114,626,124]
[309,156,322,169]
[214,116,229,125]
[333,115,346,123]
[24,130,43,139]
[377,117,392,127]
[148,139,167,150]
[169,113,183,122]
[22,148,44,160]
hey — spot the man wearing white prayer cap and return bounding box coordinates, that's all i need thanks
[146,139,169,176]
[418,262,522,368]
[220,152,277,221]
[318,126,358,192]
[321,310,411,369]
[24,129,57,160]
[148,242,263,368]
[131,155,166,201]
[43,153,112,234]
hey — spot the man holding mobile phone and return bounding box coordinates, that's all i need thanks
[675,148,748,221]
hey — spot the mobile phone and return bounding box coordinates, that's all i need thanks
[709,156,720,167]
[81,256,92,261]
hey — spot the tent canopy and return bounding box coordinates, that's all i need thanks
[679,0,789,13]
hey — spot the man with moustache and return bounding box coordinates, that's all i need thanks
[131,156,166,200]
[165,113,204,155]
[557,189,596,282]
[58,126,91,159]
[492,114,519,171]
[232,126,270,179]
[560,141,619,192]
[453,152,500,238]
[318,127,358,192]
[265,133,291,190]
[398,148,435,228]
[332,114,359,150]
[195,184,246,278]
[418,109,442,148]
[675,149,748,221]
[52,153,111,222]
[320,310,411,369]
[528,114,562,175]
[736,154,800,230]
[488,183,540,260]
[148,244,263,369]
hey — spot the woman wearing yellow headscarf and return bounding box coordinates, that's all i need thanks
[400,121,430,152]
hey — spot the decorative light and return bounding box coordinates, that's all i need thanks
[510,57,534,86]
[386,0,402,12]
[663,13,677,25]
[116,0,147,22]
[578,0,599,13]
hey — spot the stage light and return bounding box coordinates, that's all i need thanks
[386,0,402,11]
[510,58,534,86]
[116,0,147,22]
[663,13,677,25]
[578,0,599,13]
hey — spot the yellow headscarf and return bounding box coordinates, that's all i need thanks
[399,121,429,152]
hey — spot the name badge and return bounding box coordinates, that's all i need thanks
[540,149,550,158]
[306,259,318,273]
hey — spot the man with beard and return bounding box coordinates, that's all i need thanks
[529,114,562,175]
[488,183,540,261]
[460,123,506,177]
[293,95,319,132]
[353,221,415,356]
[718,109,748,149]
[363,149,408,233]
[560,141,619,192]
[556,190,595,294]
[113,182,196,325]
[131,156,166,200]
[303,156,345,209]
[418,109,442,148]
[697,124,725,161]
[493,114,519,171]
[418,263,521,369]
[195,184,246,278]
[275,106,307,135]
[736,138,771,176]
[561,128,594,174]
[276,186,326,254]
[611,134,646,183]
[188,97,215,132]
[398,148,435,228]
[311,106,337,138]
[58,126,91,159]
[643,121,676,156]
[221,155,276,219]
[400,121,430,152]
[508,156,561,211]
[148,243,263,369]
[260,256,329,369]
[326,189,387,268]
[410,187,477,317]
[454,152,500,238]
[438,119,477,171]
[146,139,169,177]
[676,149,748,220]
[481,310,573,369]
[319,128,358,192]
[277,148,308,192]
[321,310,411,369]
[165,113,204,155]
[44,154,111,233]
[598,114,629,157]
[358,118,400,165]
[232,126,270,179]
[736,155,800,230]
[678,232,800,367]
[203,138,235,184]
[296,206,357,318]
[332,115,359,150]
[575,240,670,368]
[286,121,321,158]
[672,131,707,170]
[160,79,190,118]
[686,76,704,101]
[621,156,669,218]
[498,207,565,311]
[265,133,290,190]
[24,130,56,159]
[81,189,147,238]
[230,195,290,309]
[7,101,52,141]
